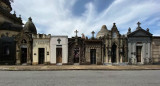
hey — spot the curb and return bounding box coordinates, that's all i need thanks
[0,65,160,71]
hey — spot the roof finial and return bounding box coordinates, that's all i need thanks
[113,23,116,26]
[29,17,32,21]
[74,30,78,37]
[19,15,21,18]
[137,22,141,27]
[128,27,131,32]
[13,11,16,16]
[14,11,16,14]
[127,27,131,35]
[146,28,149,32]
[91,31,95,38]
[81,33,85,39]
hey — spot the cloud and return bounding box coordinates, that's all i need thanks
[12,0,160,37]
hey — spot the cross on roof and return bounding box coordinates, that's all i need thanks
[91,31,95,38]
[74,30,78,37]
[137,22,141,27]
[57,38,61,44]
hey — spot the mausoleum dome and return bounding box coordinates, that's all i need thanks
[23,17,37,34]
[1,0,12,11]
[96,25,109,38]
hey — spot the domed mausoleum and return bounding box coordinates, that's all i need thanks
[23,17,37,34]
[96,25,108,38]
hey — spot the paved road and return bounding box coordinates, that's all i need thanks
[0,70,160,86]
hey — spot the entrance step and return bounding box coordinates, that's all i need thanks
[104,63,112,65]
[74,63,79,65]
[22,63,27,66]
[56,63,62,65]
[104,63,128,66]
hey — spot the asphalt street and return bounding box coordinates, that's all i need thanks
[0,70,160,86]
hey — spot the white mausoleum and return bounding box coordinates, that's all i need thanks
[50,36,68,65]
[32,34,51,65]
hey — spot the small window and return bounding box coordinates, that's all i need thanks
[112,32,117,38]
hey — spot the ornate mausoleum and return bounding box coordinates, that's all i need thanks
[0,0,160,65]
[96,24,128,65]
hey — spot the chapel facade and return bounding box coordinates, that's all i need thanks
[96,24,128,65]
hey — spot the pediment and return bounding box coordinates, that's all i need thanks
[128,29,152,37]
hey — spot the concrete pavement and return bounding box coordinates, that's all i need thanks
[0,70,160,86]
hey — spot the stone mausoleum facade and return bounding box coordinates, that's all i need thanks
[0,0,160,65]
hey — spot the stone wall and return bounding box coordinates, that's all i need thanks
[152,37,160,64]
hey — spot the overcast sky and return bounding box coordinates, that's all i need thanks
[11,0,160,37]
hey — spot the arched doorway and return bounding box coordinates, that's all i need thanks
[111,43,117,63]
[20,39,27,64]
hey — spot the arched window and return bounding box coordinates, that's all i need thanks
[21,39,27,44]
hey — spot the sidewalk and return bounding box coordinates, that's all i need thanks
[0,65,160,71]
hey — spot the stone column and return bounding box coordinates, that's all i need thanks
[117,47,119,63]
[148,42,151,64]
[148,43,150,58]
[16,44,21,65]
[133,43,136,64]
[142,43,145,64]
[105,48,108,63]
[128,43,131,60]
[27,44,31,65]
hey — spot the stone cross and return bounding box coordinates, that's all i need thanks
[137,22,141,27]
[91,31,95,38]
[74,30,78,37]
[57,38,61,44]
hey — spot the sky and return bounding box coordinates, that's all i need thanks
[11,0,160,37]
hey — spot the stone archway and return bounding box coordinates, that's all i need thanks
[15,31,32,65]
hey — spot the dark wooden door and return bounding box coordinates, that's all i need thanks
[136,46,142,62]
[56,48,62,63]
[38,48,45,64]
[111,44,117,63]
[21,48,27,64]
[90,49,96,64]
